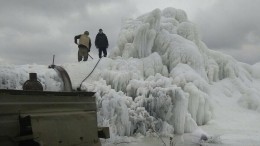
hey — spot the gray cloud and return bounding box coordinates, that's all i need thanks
[193,0,260,64]
[0,0,259,65]
[219,45,260,64]
[0,0,137,64]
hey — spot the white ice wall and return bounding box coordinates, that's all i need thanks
[107,7,257,135]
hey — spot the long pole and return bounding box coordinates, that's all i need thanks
[88,54,93,59]
[52,55,55,65]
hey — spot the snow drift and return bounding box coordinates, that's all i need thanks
[1,7,260,139]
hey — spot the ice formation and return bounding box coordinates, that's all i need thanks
[1,7,260,139]
[0,65,62,91]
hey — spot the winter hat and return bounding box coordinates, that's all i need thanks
[84,31,89,35]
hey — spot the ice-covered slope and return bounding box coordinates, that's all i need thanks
[1,7,260,144]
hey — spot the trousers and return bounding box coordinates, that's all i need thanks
[98,47,107,58]
[78,46,89,62]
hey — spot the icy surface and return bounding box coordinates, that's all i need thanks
[0,64,62,91]
[1,7,260,145]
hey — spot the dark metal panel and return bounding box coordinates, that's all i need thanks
[0,94,95,103]
[0,90,102,146]
[0,89,95,97]
[30,111,101,146]
[0,103,97,114]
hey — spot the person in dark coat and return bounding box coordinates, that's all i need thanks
[74,31,91,62]
[95,29,109,58]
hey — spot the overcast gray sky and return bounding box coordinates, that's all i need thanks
[0,0,259,65]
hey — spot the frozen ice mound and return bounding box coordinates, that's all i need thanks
[1,7,259,138]
[94,7,256,136]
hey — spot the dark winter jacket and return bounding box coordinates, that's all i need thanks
[95,33,108,48]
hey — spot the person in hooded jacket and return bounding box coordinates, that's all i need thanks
[74,31,91,62]
[95,29,109,58]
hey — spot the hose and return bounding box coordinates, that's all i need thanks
[77,58,102,91]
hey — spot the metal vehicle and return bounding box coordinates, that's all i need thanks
[0,64,109,146]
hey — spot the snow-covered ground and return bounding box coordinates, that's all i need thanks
[1,7,260,146]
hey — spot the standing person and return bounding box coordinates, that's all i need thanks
[74,31,91,62]
[95,29,109,58]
